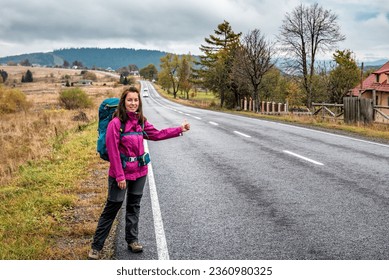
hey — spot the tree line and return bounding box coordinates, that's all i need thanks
[153,2,363,110]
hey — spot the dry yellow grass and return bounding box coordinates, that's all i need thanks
[0,66,126,184]
[0,66,126,259]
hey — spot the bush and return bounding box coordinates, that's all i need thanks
[59,88,93,110]
[0,86,32,114]
[0,69,8,83]
[82,71,97,81]
[22,70,33,83]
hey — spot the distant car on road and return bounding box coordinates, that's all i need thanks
[142,88,149,97]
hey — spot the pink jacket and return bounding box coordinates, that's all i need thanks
[106,112,183,182]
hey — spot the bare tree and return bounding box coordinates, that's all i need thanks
[234,29,275,112]
[278,2,345,108]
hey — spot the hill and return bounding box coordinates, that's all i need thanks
[0,48,169,70]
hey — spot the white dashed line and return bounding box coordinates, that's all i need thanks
[283,150,324,166]
[233,131,251,138]
[209,121,219,126]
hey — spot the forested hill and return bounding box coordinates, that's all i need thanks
[0,48,169,70]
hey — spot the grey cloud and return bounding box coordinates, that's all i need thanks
[0,0,388,61]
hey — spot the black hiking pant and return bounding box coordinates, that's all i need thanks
[91,176,146,251]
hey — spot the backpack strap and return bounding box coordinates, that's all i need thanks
[119,121,146,138]
[119,122,126,139]
[140,121,149,139]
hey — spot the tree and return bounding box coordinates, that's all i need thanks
[140,64,158,80]
[128,64,139,72]
[178,54,194,99]
[196,20,241,108]
[0,69,8,83]
[278,2,345,107]
[63,60,70,68]
[159,54,180,98]
[20,59,31,66]
[22,70,33,83]
[234,29,275,112]
[329,49,360,103]
[72,60,84,68]
[259,67,287,103]
[119,74,131,85]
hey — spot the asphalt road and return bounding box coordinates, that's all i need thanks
[115,81,389,260]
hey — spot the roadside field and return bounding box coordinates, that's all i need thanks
[0,66,125,259]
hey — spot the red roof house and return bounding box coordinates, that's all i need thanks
[351,61,389,123]
[350,61,389,101]
[350,61,389,122]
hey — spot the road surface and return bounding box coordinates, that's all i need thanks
[115,81,389,260]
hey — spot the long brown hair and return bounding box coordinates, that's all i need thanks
[114,86,146,125]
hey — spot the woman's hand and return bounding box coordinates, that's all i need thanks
[181,119,190,132]
[118,180,126,190]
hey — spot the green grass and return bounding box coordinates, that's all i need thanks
[0,122,98,259]
[156,86,220,108]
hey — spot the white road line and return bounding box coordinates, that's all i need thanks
[234,131,251,138]
[144,141,170,260]
[209,121,219,126]
[283,150,324,166]
[193,116,202,120]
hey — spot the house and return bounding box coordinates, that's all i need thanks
[350,60,389,122]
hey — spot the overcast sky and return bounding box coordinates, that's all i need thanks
[0,0,388,63]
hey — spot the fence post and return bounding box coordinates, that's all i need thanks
[373,89,376,120]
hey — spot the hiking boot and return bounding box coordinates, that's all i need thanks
[128,242,143,253]
[88,248,101,260]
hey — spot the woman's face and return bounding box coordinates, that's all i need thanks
[125,91,139,113]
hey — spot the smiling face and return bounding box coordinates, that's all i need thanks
[125,91,140,113]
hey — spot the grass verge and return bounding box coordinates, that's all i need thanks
[156,85,389,143]
[0,122,107,259]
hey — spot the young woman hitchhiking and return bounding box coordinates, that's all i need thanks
[89,86,190,260]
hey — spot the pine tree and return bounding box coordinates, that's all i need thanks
[24,70,33,82]
[195,20,241,108]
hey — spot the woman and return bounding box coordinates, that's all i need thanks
[89,86,190,260]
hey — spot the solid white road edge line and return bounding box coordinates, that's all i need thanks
[144,140,170,260]
[283,150,324,166]
[233,130,251,138]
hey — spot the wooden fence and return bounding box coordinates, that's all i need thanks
[312,102,344,119]
[374,105,389,123]
[313,98,389,124]
[343,97,373,124]
[240,97,288,114]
